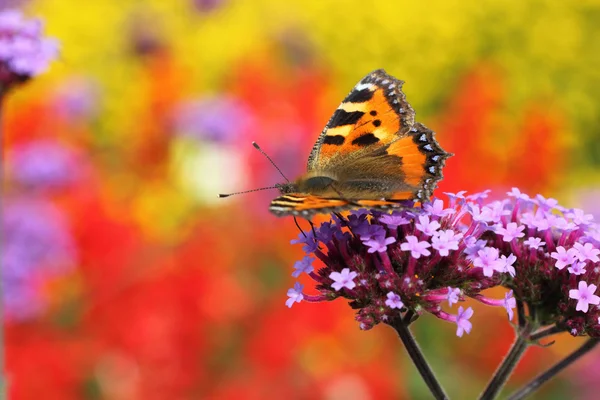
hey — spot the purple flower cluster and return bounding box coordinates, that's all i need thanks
[287,189,600,338]
[489,189,600,337]
[0,9,58,90]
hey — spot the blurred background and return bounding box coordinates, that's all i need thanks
[3,0,600,399]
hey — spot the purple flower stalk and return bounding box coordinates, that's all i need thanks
[287,195,507,334]
[480,189,600,337]
[0,9,58,92]
[286,189,600,338]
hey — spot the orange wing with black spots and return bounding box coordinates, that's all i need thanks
[307,69,415,171]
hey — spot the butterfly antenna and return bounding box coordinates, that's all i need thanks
[252,141,290,183]
[218,186,278,198]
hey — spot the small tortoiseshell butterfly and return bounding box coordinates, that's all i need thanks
[267,69,452,218]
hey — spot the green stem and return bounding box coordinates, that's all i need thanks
[479,333,530,400]
[389,317,448,400]
[507,338,600,400]
[529,324,564,342]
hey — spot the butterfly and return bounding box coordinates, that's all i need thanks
[268,69,452,217]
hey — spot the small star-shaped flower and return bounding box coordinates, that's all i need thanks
[385,292,404,309]
[473,247,504,277]
[573,242,600,263]
[507,187,530,201]
[495,222,525,242]
[286,282,304,308]
[568,261,587,276]
[415,215,441,236]
[503,290,517,320]
[379,213,410,229]
[400,235,432,259]
[569,281,600,313]
[455,306,474,337]
[290,230,318,253]
[291,255,314,278]
[464,238,487,261]
[566,209,594,226]
[550,246,577,270]
[447,287,460,306]
[500,253,517,277]
[431,229,461,256]
[365,236,396,253]
[423,199,455,217]
[329,268,358,291]
[523,237,545,250]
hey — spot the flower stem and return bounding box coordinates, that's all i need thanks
[389,317,448,400]
[507,338,600,400]
[529,324,564,342]
[478,326,532,400]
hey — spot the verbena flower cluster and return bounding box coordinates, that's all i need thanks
[0,9,59,90]
[286,189,600,338]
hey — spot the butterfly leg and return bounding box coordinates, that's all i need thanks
[293,216,307,238]
[308,220,318,238]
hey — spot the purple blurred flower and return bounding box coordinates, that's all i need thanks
[8,139,83,189]
[52,76,100,120]
[191,0,227,13]
[3,198,75,319]
[171,96,254,143]
[0,9,58,90]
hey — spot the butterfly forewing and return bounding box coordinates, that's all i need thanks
[307,69,415,171]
